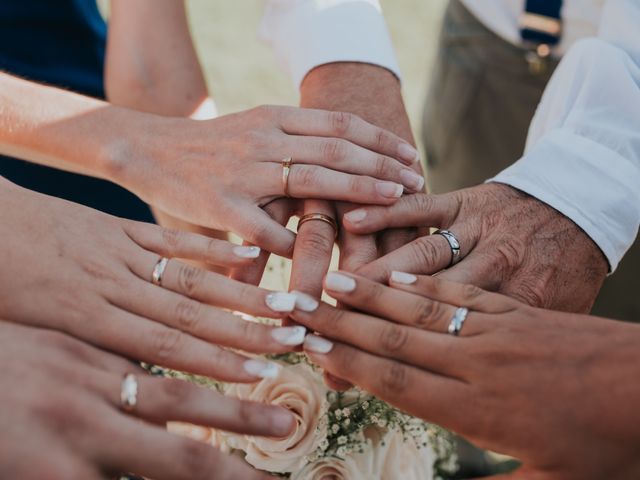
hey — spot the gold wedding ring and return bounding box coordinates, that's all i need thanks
[297,213,339,239]
[281,157,293,197]
[151,257,170,286]
[120,373,138,413]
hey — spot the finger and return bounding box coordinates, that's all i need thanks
[97,373,294,438]
[91,409,270,480]
[108,278,306,354]
[342,193,458,233]
[266,163,404,205]
[378,226,419,255]
[437,252,503,291]
[229,204,296,258]
[303,340,468,427]
[291,300,464,375]
[123,221,261,268]
[321,272,486,336]
[389,273,520,314]
[278,107,420,165]
[290,200,337,298]
[283,136,424,192]
[355,232,463,283]
[126,253,297,319]
[231,198,296,286]
[81,306,279,383]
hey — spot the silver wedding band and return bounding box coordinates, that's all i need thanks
[447,307,469,336]
[120,373,139,413]
[151,257,170,286]
[434,229,461,268]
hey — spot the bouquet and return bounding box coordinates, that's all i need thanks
[164,351,457,479]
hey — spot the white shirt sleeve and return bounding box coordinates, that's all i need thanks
[489,0,640,272]
[259,0,401,88]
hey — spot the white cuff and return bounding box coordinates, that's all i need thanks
[489,130,640,272]
[259,0,401,89]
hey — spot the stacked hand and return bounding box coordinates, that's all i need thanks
[0,322,292,480]
[0,179,316,382]
[290,272,640,480]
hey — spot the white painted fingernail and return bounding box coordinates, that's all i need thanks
[344,209,367,224]
[244,359,281,379]
[233,246,261,258]
[291,291,320,312]
[304,334,334,354]
[325,272,356,293]
[265,292,297,312]
[375,182,403,199]
[390,271,417,285]
[271,326,307,345]
[398,143,420,164]
[400,170,425,192]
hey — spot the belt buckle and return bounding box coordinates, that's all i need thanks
[525,43,551,75]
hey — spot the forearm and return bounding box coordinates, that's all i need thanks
[106,0,210,117]
[0,72,157,180]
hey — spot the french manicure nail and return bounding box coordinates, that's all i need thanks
[375,182,403,199]
[325,272,356,293]
[390,271,417,285]
[304,334,334,354]
[233,245,261,258]
[400,170,425,192]
[291,291,320,312]
[243,359,281,378]
[265,292,297,312]
[344,209,367,224]
[398,143,420,164]
[271,326,307,345]
[272,409,295,437]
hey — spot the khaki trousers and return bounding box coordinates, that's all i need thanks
[422,0,639,322]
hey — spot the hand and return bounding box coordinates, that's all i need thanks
[0,322,292,479]
[345,183,608,312]
[112,105,422,258]
[0,180,310,382]
[290,272,640,480]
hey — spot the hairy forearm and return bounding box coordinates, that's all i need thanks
[106,0,209,117]
[0,72,157,180]
[300,63,415,147]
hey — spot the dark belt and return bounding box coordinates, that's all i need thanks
[520,0,563,74]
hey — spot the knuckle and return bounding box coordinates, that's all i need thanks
[151,328,184,361]
[176,263,205,297]
[411,237,441,269]
[161,378,193,404]
[296,165,320,190]
[380,324,409,354]
[236,400,257,426]
[175,299,202,332]
[177,439,215,479]
[493,236,526,274]
[298,228,334,255]
[347,175,366,195]
[329,111,354,136]
[411,299,444,329]
[356,281,384,305]
[512,281,547,308]
[375,128,389,150]
[239,320,264,347]
[321,138,347,163]
[247,221,270,246]
[379,363,408,397]
[373,155,393,179]
[461,283,484,303]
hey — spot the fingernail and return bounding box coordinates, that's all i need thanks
[271,326,307,345]
[325,272,356,293]
[271,408,295,437]
[243,359,280,379]
[233,246,261,258]
[265,292,297,312]
[291,291,319,312]
[304,334,334,354]
[400,170,425,192]
[375,182,403,199]
[390,271,417,285]
[344,209,367,224]
[398,143,420,164]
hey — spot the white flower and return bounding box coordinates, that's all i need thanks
[331,424,340,434]
[371,426,436,480]
[222,363,328,474]
[343,418,351,427]
[337,435,347,445]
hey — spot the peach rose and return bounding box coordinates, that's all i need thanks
[291,453,374,480]
[373,426,435,480]
[223,362,329,474]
